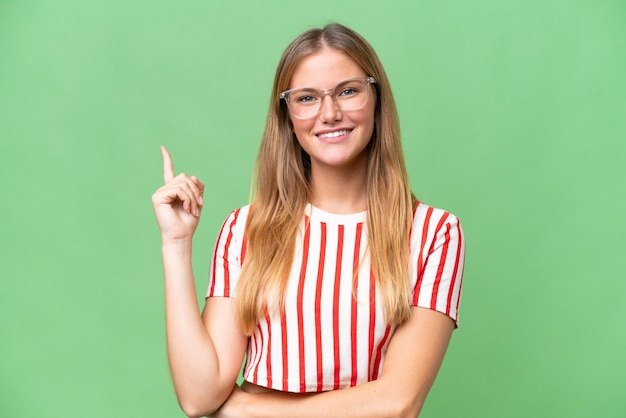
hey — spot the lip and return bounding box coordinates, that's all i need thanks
[315,128,353,143]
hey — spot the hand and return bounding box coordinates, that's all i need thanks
[151,146,205,242]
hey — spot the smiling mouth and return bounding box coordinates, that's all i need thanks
[317,129,352,139]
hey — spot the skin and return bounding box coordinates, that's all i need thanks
[153,48,455,418]
[288,48,375,214]
[152,147,248,417]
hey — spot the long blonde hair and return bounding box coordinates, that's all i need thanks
[236,23,415,335]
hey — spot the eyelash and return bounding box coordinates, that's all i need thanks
[295,87,360,103]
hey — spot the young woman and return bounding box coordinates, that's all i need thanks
[152,23,465,418]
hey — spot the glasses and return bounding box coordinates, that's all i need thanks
[280,76,377,120]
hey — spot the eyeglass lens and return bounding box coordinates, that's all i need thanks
[287,79,371,119]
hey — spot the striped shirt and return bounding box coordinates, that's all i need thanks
[207,202,465,393]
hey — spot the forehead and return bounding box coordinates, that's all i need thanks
[289,48,367,89]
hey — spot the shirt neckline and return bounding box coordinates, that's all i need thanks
[305,203,366,224]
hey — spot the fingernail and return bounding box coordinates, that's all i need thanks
[198,196,204,206]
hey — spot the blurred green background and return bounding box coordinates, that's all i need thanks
[1,0,625,416]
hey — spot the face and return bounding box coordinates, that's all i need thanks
[287,48,376,173]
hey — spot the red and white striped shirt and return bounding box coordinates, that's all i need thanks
[207,203,465,393]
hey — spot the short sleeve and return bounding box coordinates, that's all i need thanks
[206,206,249,298]
[410,204,465,325]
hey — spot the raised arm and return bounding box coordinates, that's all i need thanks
[152,147,248,417]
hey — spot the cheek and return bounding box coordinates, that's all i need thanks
[358,107,376,138]
[290,119,314,144]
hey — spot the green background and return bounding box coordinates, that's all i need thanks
[1,0,625,416]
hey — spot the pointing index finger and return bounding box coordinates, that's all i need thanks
[161,146,175,182]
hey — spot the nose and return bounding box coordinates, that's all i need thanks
[318,94,342,122]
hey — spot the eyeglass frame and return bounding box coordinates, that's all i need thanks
[279,76,377,120]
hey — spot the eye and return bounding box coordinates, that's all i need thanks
[296,95,317,103]
[338,87,359,97]
[291,90,320,105]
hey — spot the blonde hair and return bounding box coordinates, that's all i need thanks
[236,23,415,335]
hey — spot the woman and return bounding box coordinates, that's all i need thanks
[152,23,465,418]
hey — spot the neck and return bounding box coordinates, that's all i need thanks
[309,161,368,214]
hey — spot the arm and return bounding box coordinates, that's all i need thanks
[216,307,454,418]
[164,246,247,417]
[153,147,247,417]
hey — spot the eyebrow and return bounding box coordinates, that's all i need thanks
[288,76,367,91]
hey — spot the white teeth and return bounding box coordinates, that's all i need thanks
[318,129,350,139]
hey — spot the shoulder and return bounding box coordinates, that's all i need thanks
[412,201,462,231]
[214,204,252,243]
[409,202,465,323]
[221,204,252,227]
[410,201,464,250]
